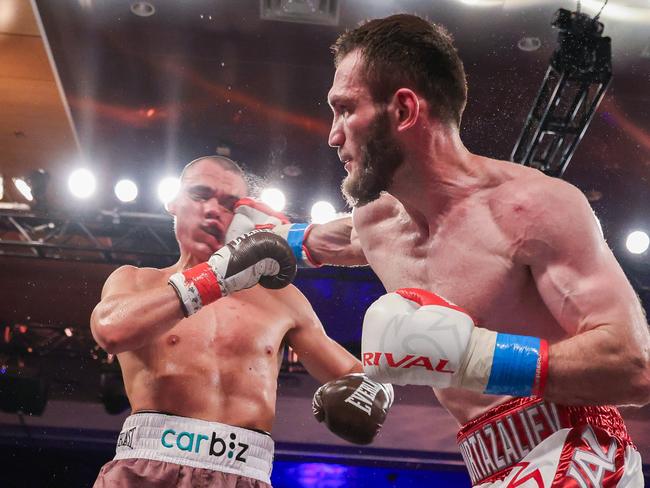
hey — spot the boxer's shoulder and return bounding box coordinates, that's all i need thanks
[237,283,303,313]
[264,284,322,329]
[102,265,167,296]
[486,170,580,221]
[352,193,401,227]
[486,173,592,260]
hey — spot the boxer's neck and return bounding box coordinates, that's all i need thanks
[388,127,485,229]
[175,247,212,271]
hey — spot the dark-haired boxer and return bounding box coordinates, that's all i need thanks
[229,15,650,487]
[90,156,393,488]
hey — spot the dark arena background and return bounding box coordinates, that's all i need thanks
[1,0,650,486]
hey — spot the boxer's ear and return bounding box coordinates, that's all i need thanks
[391,88,420,133]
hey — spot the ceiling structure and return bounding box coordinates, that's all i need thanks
[0,0,79,202]
[1,0,646,217]
[0,0,649,469]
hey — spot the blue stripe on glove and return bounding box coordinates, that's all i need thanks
[485,333,541,397]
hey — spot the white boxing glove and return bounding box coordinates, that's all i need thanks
[362,288,477,388]
[361,288,548,398]
[226,198,321,268]
[225,198,290,243]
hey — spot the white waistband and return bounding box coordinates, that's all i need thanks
[113,413,274,485]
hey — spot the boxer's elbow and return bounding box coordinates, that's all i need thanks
[620,341,650,406]
[90,304,130,355]
[628,350,650,406]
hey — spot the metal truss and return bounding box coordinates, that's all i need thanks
[511,8,612,177]
[0,204,179,267]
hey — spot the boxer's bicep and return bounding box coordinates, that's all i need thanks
[306,216,368,266]
[517,185,650,404]
[526,189,640,336]
[91,266,184,354]
[532,241,640,336]
[92,265,141,330]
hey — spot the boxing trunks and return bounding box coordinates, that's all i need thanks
[457,397,643,487]
[94,412,274,487]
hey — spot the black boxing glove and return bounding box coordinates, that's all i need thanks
[169,230,297,316]
[312,373,394,445]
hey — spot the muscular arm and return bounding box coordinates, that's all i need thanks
[90,266,184,354]
[284,288,362,383]
[508,179,650,406]
[305,216,368,267]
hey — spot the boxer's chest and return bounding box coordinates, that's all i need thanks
[356,201,555,335]
[158,288,291,362]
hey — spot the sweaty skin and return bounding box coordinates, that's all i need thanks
[309,49,650,425]
[91,159,360,432]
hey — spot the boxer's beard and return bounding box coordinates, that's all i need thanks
[341,109,404,208]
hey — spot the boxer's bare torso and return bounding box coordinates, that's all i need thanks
[114,267,311,433]
[92,158,361,437]
[353,158,572,424]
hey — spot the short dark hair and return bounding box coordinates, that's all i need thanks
[181,155,250,193]
[332,14,467,127]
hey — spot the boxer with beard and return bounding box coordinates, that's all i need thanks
[340,107,404,208]
[230,15,649,487]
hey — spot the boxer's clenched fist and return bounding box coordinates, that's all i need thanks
[169,230,297,316]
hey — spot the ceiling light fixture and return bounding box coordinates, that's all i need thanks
[626,230,649,255]
[261,0,340,26]
[68,168,96,199]
[115,179,139,203]
[13,178,33,202]
[517,37,541,52]
[157,177,180,205]
[130,1,155,17]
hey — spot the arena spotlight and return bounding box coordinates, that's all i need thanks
[260,188,286,212]
[157,176,180,205]
[12,170,51,209]
[311,201,337,224]
[68,168,96,199]
[626,230,649,255]
[114,179,138,203]
[13,178,33,201]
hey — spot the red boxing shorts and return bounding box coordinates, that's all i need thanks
[457,397,643,487]
[93,412,274,487]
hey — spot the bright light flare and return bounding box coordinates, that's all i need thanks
[626,231,649,255]
[157,177,180,204]
[310,201,337,224]
[260,188,286,212]
[114,179,138,203]
[68,168,96,199]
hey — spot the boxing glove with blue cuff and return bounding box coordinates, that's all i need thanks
[361,288,548,397]
[226,198,322,268]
